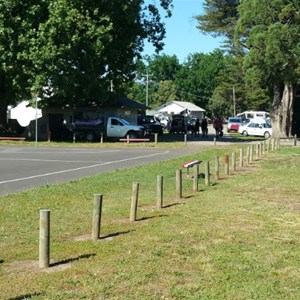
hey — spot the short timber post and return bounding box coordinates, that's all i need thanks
[232,152,236,172]
[224,154,229,175]
[39,209,50,269]
[92,194,103,241]
[154,133,158,145]
[239,148,243,168]
[176,169,183,199]
[100,133,103,144]
[246,146,250,165]
[205,161,210,186]
[184,134,187,145]
[156,175,163,209]
[294,134,297,146]
[193,164,199,191]
[214,156,219,180]
[130,182,139,222]
[257,143,261,159]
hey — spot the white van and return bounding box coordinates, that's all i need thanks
[237,111,269,121]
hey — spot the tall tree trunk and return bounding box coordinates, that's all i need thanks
[0,87,8,128]
[270,83,294,138]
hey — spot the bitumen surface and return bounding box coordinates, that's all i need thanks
[0,129,255,196]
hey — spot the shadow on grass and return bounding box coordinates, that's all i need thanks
[50,253,96,268]
[0,259,4,264]
[137,214,168,222]
[8,292,43,300]
[163,202,183,208]
[100,230,132,240]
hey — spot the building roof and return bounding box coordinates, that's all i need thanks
[155,100,205,112]
[114,96,149,110]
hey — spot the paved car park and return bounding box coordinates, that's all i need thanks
[0,145,206,196]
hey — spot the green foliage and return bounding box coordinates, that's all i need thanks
[0,0,173,116]
[175,49,227,110]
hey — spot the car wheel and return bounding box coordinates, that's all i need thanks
[128,131,137,139]
[242,130,248,136]
[264,131,270,138]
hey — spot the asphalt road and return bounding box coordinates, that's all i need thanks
[0,145,206,196]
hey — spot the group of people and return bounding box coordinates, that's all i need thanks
[192,117,208,137]
[192,116,223,138]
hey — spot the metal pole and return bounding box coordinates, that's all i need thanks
[35,97,38,148]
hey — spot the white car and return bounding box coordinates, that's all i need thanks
[238,118,272,138]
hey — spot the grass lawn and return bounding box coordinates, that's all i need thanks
[1,143,300,299]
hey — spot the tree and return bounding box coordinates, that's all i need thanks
[0,0,173,127]
[236,0,300,137]
[175,50,226,111]
[125,54,181,107]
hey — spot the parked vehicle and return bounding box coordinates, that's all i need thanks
[237,111,270,121]
[137,115,163,135]
[73,117,145,142]
[238,118,272,138]
[227,117,244,132]
[155,114,169,128]
[169,115,186,134]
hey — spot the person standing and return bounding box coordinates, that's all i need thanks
[213,116,223,138]
[201,118,208,137]
[194,118,200,136]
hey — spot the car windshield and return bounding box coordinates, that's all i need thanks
[229,118,242,123]
[119,118,130,125]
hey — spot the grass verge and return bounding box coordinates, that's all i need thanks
[1,144,300,299]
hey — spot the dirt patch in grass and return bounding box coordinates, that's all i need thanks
[4,259,72,274]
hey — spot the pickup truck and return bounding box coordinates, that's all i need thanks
[73,117,145,142]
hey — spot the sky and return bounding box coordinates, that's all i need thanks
[143,0,223,63]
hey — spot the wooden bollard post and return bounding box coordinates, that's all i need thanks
[127,134,130,144]
[239,148,243,168]
[294,134,297,146]
[184,134,187,145]
[250,145,253,162]
[176,169,182,199]
[154,133,158,145]
[264,141,267,153]
[100,133,103,144]
[205,161,210,186]
[92,194,103,240]
[232,152,236,171]
[39,209,50,269]
[224,154,229,175]
[246,146,250,165]
[260,142,263,156]
[130,182,139,221]
[156,175,163,209]
[193,164,199,191]
[73,133,76,143]
[214,156,219,180]
[272,138,275,150]
[256,143,260,159]
[214,137,217,146]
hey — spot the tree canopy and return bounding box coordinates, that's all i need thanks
[197,0,300,136]
[0,0,173,126]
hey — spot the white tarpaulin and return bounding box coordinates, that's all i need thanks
[10,101,42,127]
